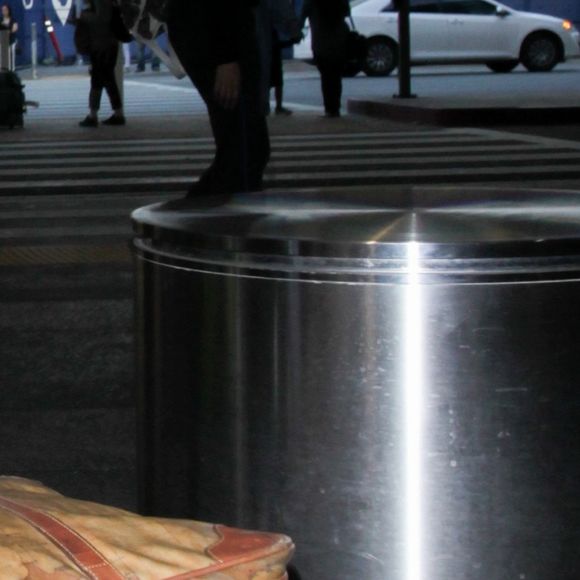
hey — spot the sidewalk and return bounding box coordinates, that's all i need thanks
[346,61,580,126]
[17,59,580,130]
[10,59,424,143]
[347,92,580,126]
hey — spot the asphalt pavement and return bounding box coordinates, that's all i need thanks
[13,58,580,141]
[2,59,580,514]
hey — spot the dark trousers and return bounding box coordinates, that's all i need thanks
[318,60,343,115]
[89,44,122,112]
[167,26,270,194]
[137,42,161,71]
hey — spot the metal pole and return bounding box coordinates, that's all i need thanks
[31,22,38,79]
[395,0,415,99]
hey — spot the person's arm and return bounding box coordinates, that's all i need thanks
[214,62,241,110]
[212,0,257,110]
[299,0,312,29]
[11,20,18,34]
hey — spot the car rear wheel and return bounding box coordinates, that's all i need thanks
[521,33,560,72]
[363,38,398,77]
[486,60,519,73]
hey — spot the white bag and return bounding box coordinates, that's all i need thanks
[119,0,186,78]
[0,476,294,579]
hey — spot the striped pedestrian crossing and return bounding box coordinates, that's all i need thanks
[22,76,209,119]
[2,127,580,268]
[22,75,320,120]
[2,129,580,198]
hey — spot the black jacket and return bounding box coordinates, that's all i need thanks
[167,0,258,66]
[300,0,350,61]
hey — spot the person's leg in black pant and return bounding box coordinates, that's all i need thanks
[99,44,125,124]
[167,11,270,196]
[192,61,269,194]
[82,45,125,127]
[318,59,342,117]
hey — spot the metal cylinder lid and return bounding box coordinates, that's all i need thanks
[131,186,580,281]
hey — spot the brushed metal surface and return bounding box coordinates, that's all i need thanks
[132,187,580,580]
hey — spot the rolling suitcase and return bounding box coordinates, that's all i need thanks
[0,477,294,579]
[0,70,25,129]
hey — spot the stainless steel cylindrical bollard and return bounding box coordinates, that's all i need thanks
[132,187,580,580]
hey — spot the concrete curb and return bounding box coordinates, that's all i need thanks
[347,98,580,126]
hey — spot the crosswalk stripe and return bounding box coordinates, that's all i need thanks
[0,133,514,155]
[0,244,130,266]
[1,163,579,194]
[1,117,579,269]
[0,223,130,238]
[0,145,566,168]
[23,77,209,119]
[22,77,322,119]
[1,129,579,199]
[2,152,580,181]
[0,129,486,149]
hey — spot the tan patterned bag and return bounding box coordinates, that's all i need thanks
[0,477,293,579]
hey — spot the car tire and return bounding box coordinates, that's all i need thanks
[363,38,398,77]
[520,33,561,72]
[486,60,519,73]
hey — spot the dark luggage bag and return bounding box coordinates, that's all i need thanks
[0,70,25,129]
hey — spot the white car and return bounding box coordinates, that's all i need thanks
[295,0,580,76]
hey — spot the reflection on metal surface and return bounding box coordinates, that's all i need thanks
[404,241,424,580]
[132,186,580,580]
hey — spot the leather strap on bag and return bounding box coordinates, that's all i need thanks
[166,525,290,579]
[0,495,125,580]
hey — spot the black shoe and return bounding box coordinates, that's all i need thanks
[275,106,292,116]
[324,111,341,118]
[102,114,126,126]
[79,115,98,127]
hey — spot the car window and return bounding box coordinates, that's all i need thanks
[409,0,441,13]
[438,1,498,14]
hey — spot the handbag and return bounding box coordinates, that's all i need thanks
[118,0,186,78]
[344,16,367,75]
[346,16,367,62]
[0,476,294,579]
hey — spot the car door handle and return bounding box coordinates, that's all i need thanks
[449,18,464,24]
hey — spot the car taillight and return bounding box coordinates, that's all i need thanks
[562,20,573,31]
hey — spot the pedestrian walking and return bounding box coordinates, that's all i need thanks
[166,0,269,197]
[270,28,292,115]
[75,0,126,127]
[1,3,18,71]
[300,0,350,118]
[254,0,300,115]
[123,41,132,71]
[136,40,160,72]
